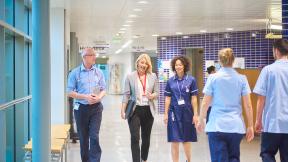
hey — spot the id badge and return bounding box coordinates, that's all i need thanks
[178,99,185,105]
[186,88,189,93]
[142,95,149,103]
[74,103,79,110]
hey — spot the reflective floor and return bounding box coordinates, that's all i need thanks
[67,95,279,162]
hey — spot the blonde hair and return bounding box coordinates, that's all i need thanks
[135,53,152,74]
[218,48,235,67]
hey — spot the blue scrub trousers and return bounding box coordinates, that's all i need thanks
[260,133,288,162]
[74,102,103,162]
[208,132,244,162]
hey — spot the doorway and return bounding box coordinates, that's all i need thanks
[184,48,204,108]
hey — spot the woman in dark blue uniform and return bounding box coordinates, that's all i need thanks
[164,56,198,162]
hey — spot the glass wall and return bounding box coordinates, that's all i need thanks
[0,0,32,161]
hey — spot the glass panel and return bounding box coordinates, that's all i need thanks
[5,0,14,26]
[15,101,29,162]
[0,110,6,162]
[15,0,24,32]
[24,7,29,35]
[4,32,14,103]
[0,27,4,105]
[28,9,31,36]
[15,36,25,98]
[5,106,14,162]
[0,0,4,20]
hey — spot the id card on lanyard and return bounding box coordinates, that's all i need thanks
[177,79,185,105]
[139,73,149,104]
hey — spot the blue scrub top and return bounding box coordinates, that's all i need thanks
[203,67,251,134]
[67,64,106,105]
[164,74,198,107]
[253,59,288,133]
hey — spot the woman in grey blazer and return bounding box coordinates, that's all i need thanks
[121,53,158,162]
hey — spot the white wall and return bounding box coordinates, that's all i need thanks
[50,8,66,124]
[108,52,133,93]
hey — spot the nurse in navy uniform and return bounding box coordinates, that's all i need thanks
[164,56,198,162]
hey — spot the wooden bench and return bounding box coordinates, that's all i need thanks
[23,124,71,162]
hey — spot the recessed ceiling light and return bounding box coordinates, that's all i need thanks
[161,37,167,40]
[121,40,133,49]
[270,24,282,30]
[133,8,142,12]
[226,28,234,31]
[102,56,107,58]
[120,28,126,31]
[119,31,125,34]
[115,49,123,54]
[183,36,189,39]
[200,30,207,33]
[126,20,134,23]
[176,32,183,35]
[138,1,148,4]
[129,14,138,18]
[133,35,141,39]
[152,34,159,37]
[122,24,131,27]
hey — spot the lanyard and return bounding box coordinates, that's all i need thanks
[177,79,184,99]
[138,73,146,94]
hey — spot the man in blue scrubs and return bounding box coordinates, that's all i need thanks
[254,39,288,162]
[67,48,106,162]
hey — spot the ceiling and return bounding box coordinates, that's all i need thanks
[67,0,282,55]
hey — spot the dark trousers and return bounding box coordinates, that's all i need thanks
[128,106,154,162]
[260,133,288,162]
[74,103,103,162]
[208,132,244,162]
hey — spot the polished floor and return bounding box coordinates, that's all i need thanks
[67,95,280,162]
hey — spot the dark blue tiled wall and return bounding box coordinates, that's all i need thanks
[157,29,276,114]
[283,0,288,38]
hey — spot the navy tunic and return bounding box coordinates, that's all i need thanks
[164,74,198,142]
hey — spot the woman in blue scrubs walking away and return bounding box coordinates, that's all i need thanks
[164,56,198,162]
[196,48,254,162]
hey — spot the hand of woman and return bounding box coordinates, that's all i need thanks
[255,120,262,133]
[146,92,154,100]
[121,109,126,120]
[193,115,198,124]
[246,126,254,142]
[196,118,205,133]
[164,113,168,124]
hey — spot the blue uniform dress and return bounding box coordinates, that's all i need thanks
[165,74,198,142]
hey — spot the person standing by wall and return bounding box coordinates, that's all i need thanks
[206,65,216,123]
[67,48,106,162]
[253,39,288,162]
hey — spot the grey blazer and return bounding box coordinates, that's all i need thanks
[122,71,158,116]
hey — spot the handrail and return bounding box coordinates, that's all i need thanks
[0,20,32,42]
[0,95,32,111]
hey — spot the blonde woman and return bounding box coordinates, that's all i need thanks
[121,54,158,162]
[197,48,254,162]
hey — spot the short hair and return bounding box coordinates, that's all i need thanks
[170,56,191,73]
[218,48,235,66]
[273,39,288,56]
[81,48,96,57]
[135,53,152,73]
[207,65,215,74]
